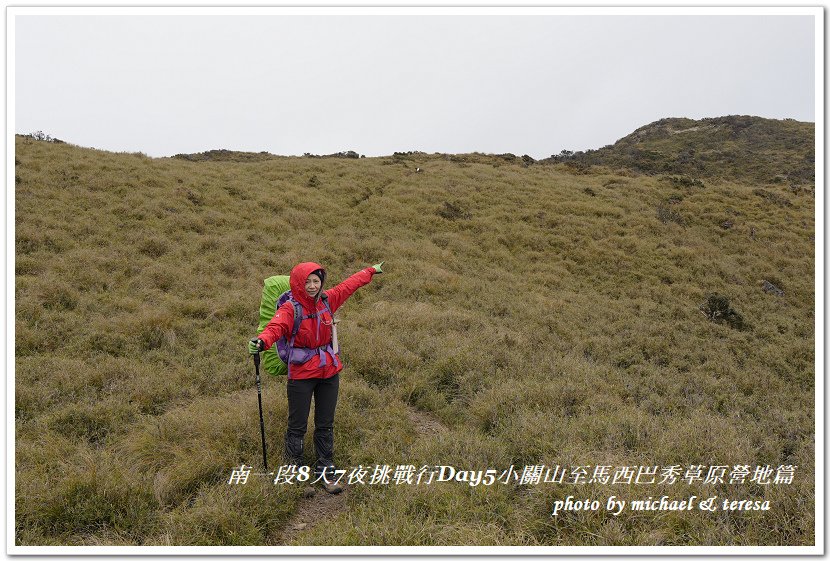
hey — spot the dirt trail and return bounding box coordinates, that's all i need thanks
[406,407,448,436]
[273,404,446,544]
[273,484,348,544]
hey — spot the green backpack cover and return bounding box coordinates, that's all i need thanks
[258,275,291,376]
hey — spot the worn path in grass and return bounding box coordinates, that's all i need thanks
[273,404,447,545]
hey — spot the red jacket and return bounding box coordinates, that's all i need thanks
[257,262,376,380]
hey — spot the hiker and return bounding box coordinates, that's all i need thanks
[248,261,383,493]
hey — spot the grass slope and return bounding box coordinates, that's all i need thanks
[543,115,815,186]
[14,125,815,546]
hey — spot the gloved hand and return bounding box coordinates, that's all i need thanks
[248,338,264,355]
[371,261,384,274]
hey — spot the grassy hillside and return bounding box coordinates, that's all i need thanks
[14,121,815,547]
[543,115,815,187]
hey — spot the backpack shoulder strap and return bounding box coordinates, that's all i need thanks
[320,293,333,316]
[290,299,303,337]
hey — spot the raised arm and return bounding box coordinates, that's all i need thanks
[325,263,383,313]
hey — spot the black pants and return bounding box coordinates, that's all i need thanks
[284,373,339,472]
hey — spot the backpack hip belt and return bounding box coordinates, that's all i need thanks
[286,342,340,367]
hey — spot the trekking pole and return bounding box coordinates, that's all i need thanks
[253,352,268,470]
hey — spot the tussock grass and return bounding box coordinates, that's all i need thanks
[15,131,814,546]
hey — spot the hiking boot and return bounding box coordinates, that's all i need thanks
[315,464,344,494]
[321,480,343,494]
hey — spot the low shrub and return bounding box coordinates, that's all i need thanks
[699,293,747,330]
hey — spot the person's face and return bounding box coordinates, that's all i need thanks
[305,274,321,298]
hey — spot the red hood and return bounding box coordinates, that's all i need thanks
[289,261,325,311]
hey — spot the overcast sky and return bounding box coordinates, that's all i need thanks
[13,11,817,159]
